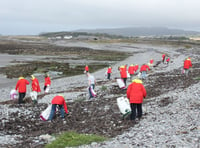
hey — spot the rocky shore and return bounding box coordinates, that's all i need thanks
[0,41,199,147]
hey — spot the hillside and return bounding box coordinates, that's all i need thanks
[75,27,200,37]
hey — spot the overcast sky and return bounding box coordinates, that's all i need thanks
[1,0,200,35]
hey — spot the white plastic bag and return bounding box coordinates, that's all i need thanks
[30,91,37,100]
[137,72,141,78]
[45,86,50,93]
[127,71,130,78]
[117,97,131,115]
[116,79,126,89]
[40,104,52,121]
[90,86,97,97]
[10,89,18,100]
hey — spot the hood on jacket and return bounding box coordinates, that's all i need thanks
[132,79,143,84]
[31,75,35,80]
[19,77,24,80]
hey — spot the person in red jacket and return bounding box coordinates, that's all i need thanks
[166,57,170,65]
[162,54,166,63]
[15,76,29,104]
[85,65,89,73]
[140,64,150,79]
[150,59,154,66]
[134,64,139,73]
[107,66,112,80]
[31,75,41,104]
[119,65,127,86]
[128,64,135,81]
[48,95,68,121]
[183,57,192,76]
[44,73,51,93]
[127,79,146,121]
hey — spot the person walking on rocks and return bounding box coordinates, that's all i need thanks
[85,65,89,73]
[183,57,192,76]
[166,57,170,65]
[44,73,51,93]
[128,64,135,82]
[107,66,112,80]
[119,65,128,86]
[48,95,68,121]
[15,76,29,104]
[162,54,166,63]
[140,64,150,79]
[31,75,41,104]
[86,72,96,99]
[149,59,154,67]
[127,78,146,121]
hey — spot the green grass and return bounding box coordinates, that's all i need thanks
[45,131,107,148]
[194,77,200,80]
[101,85,107,91]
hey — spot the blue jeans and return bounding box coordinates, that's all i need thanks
[141,71,147,79]
[88,84,95,98]
[48,104,65,120]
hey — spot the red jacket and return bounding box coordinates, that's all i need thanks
[128,65,135,75]
[52,95,68,113]
[150,59,154,64]
[184,59,192,69]
[15,77,29,93]
[166,58,170,62]
[140,64,150,72]
[32,78,41,92]
[107,67,112,73]
[134,65,139,72]
[44,77,51,86]
[120,66,127,78]
[127,79,146,103]
[162,54,166,60]
[85,66,89,72]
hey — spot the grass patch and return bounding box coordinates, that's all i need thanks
[194,77,200,80]
[45,131,107,148]
[101,85,107,91]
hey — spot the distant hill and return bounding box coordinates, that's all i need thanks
[75,27,200,37]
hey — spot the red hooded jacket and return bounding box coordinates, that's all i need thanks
[128,65,135,75]
[140,64,150,72]
[120,66,127,78]
[150,59,154,64]
[127,79,146,104]
[134,65,139,72]
[184,59,192,69]
[32,77,41,92]
[52,95,68,113]
[85,66,89,72]
[15,77,29,93]
[107,67,112,73]
[44,76,51,86]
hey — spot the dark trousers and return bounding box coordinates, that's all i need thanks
[88,84,95,98]
[130,103,142,120]
[107,73,111,80]
[18,92,26,104]
[44,85,47,91]
[122,78,127,86]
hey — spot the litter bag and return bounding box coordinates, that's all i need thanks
[30,91,37,100]
[117,97,131,115]
[116,79,126,89]
[10,89,18,100]
[40,104,52,121]
[89,86,97,97]
[45,86,50,93]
